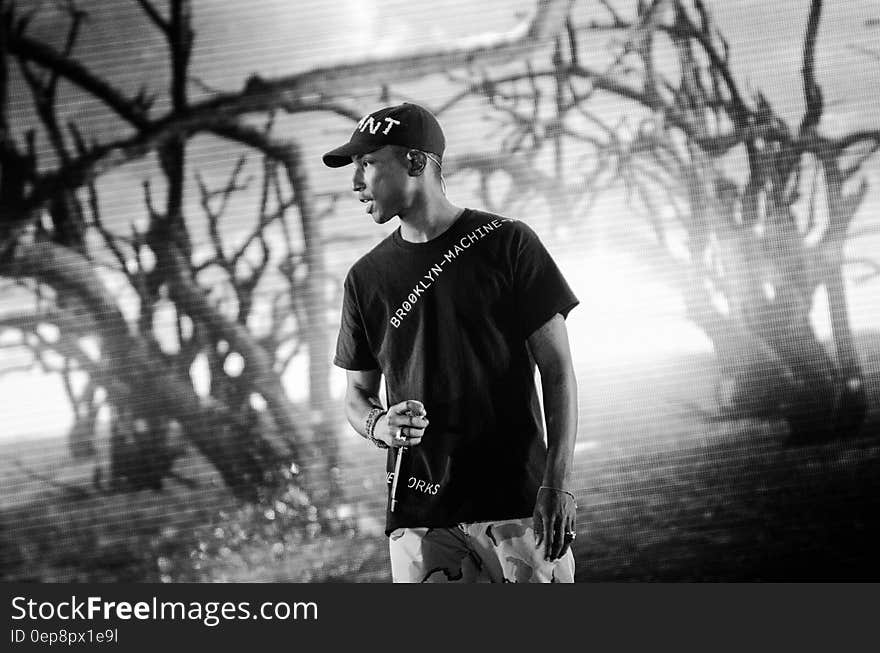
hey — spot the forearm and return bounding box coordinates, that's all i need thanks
[541,366,578,490]
[344,386,385,440]
[344,380,428,450]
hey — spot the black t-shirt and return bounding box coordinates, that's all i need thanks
[334,209,579,534]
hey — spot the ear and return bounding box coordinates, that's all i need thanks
[406,150,428,177]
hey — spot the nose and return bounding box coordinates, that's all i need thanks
[352,166,365,192]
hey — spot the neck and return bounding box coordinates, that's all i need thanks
[398,188,463,243]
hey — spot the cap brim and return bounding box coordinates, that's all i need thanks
[322,142,374,168]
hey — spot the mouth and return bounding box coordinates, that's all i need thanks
[359,197,374,214]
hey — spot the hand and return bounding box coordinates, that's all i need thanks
[377,400,429,448]
[533,486,577,561]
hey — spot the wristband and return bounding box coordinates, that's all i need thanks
[538,485,577,506]
[364,407,389,449]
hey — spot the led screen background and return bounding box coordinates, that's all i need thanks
[1,0,878,581]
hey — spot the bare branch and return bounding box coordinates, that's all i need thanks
[6,29,149,127]
[195,153,249,270]
[844,257,880,284]
[230,199,293,276]
[48,0,87,97]
[168,0,192,109]
[835,129,880,151]
[815,153,867,254]
[229,0,574,104]
[15,104,325,234]
[565,16,579,66]
[68,121,130,271]
[804,161,820,236]
[0,0,595,239]
[799,0,824,135]
[586,2,749,124]
[0,308,105,378]
[133,0,168,33]
[841,138,880,181]
[596,0,626,27]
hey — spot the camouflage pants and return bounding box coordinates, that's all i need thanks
[389,517,575,583]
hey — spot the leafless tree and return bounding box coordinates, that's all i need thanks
[438,0,879,441]
[0,0,349,497]
[0,0,575,496]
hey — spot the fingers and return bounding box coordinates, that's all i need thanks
[391,426,423,447]
[551,516,566,561]
[534,495,577,561]
[385,400,428,447]
[533,513,544,549]
[545,517,576,561]
[389,400,428,428]
[391,400,426,417]
[389,425,426,447]
[398,415,429,428]
[546,514,561,561]
[534,511,557,559]
[559,534,572,560]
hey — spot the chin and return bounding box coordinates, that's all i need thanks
[372,212,395,225]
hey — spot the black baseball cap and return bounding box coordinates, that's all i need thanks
[322,103,446,168]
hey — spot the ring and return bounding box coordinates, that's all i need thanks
[396,426,405,439]
[565,530,576,540]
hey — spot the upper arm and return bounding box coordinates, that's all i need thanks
[335,271,379,371]
[527,313,574,378]
[510,222,579,340]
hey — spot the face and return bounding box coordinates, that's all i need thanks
[351,146,411,224]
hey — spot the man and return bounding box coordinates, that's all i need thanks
[324,103,579,583]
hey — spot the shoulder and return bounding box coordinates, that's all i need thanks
[466,209,542,248]
[464,209,522,236]
[345,231,396,285]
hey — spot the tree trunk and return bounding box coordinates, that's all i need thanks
[1,238,304,497]
[825,266,867,439]
[821,157,868,439]
[285,141,341,503]
[711,225,837,440]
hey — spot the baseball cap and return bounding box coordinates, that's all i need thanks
[322,103,446,168]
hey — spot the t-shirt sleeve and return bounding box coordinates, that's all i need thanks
[334,270,379,370]
[511,222,579,339]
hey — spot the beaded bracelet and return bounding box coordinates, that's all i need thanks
[364,407,389,449]
[539,485,577,506]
